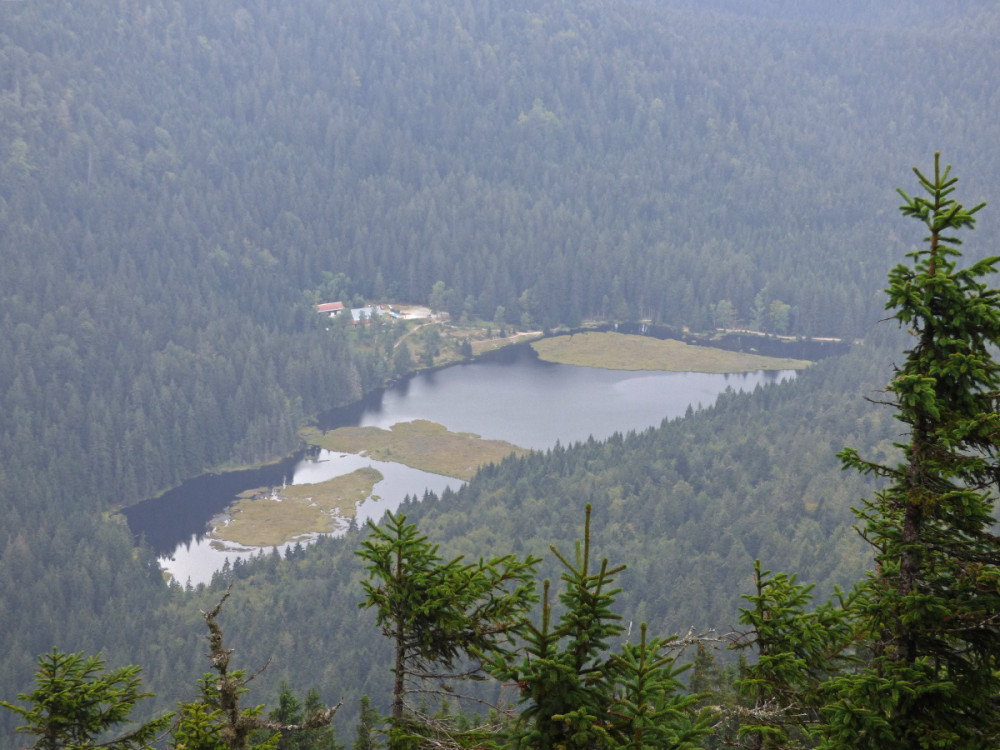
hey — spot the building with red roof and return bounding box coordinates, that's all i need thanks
[316,301,345,315]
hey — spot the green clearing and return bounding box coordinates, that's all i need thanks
[302,420,528,480]
[210,467,382,547]
[531,331,812,372]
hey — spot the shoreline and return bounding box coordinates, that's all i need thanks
[120,325,841,514]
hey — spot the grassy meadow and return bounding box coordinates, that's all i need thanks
[211,467,382,546]
[531,331,812,372]
[302,420,528,480]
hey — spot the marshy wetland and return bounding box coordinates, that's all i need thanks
[211,421,528,547]
[531,331,812,372]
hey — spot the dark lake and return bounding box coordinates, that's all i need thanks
[123,343,799,584]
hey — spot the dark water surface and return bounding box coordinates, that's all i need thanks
[124,343,798,584]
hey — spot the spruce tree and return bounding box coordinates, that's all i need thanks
[730,563,854,749]
[824,154,1000,748]
[1,650,172,750]
[351,697,380,750]
[355,512,539,745]
[607,623,711,750]
[171,589,339,750]
[267,685,343,750]
[483,505,712,749]
[488,506,627,750]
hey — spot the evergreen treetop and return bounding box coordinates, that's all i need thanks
[355,511,539,744]
[0,650,172,750]
[829,154,1000,748]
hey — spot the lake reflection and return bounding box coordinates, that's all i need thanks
[127,343,798,585]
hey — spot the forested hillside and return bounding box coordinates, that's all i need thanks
[164,336,897,728]
[2,0,1000,745]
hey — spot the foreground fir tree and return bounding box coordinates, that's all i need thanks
[1,592,337,750]
[483,505,712,750]
[266,684,344,750]
[356,512,539,748]
[172,589,339,750]
[825,154,1000,748]
[730,563,855,749]
[351,697,381,750]
[0,650,172,750]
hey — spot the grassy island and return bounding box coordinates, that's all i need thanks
[302,420,528,480]
[531,331,812,372]
[210,466,382,547]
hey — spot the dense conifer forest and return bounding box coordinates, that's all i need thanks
[3,0,1000,746]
